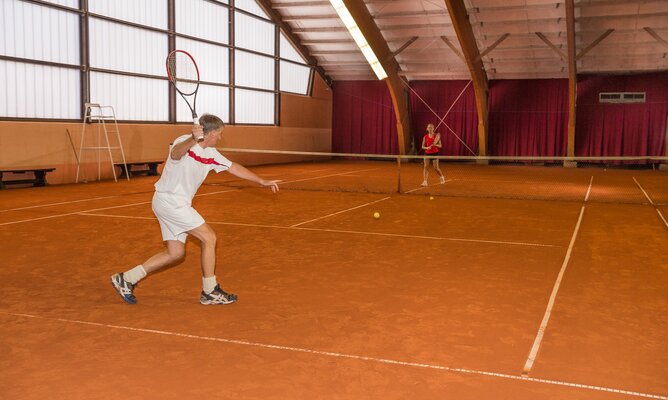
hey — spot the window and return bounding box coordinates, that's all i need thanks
[0,0,315,123]
[0,0,80,118]
[88,2,168,121]
[279,33,311,96]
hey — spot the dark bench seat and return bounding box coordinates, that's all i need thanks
[0,168,56,189]
[115,161,164,178]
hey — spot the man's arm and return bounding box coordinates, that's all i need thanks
[170,125,204,160]
[228,163,280,193]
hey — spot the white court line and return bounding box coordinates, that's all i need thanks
[0,168,375,227]
[290,197,391,227]
[633,177,668,229]
[283,167,333,175]
[0,200,153,227]
[2,312,665,400]
[655,209,668,229]
[523,176,593,374]
[584,175,594,202]
[633,177,655,205]
[0,195,121,213]
[404,179,453,194]
[79,213,155,220]
[0,189,238,227]
[78,212,559,248]
[282,167,380,185]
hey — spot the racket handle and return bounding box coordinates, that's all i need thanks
[192,117,204,142]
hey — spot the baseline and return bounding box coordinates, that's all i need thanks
[2,312,664,400]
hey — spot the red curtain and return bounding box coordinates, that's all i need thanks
[408,80,479,156]
[331,81,399,154]
[488,79,569,157]
[576,72,668,157]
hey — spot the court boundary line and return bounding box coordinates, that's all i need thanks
[2,311,665,400]
[207,167,374,188]
[0,167,378,226]
[0,195,120,213]
[283,167,380,185]
[77,212,560,248]
[290,196,391,227]
[633,177,668,229]
[522,176,593,374]
[404,179,454,194]
[0,188,239,227]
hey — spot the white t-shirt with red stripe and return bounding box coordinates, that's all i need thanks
[154,134,232,200]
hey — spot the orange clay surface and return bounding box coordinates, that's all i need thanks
[0,161,666,400]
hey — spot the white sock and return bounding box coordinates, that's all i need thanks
[124,265,147,285]
[202,276,218,294]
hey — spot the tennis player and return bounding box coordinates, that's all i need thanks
[111,114,279,305]
[421,123,445,186]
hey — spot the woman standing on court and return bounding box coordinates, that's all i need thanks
[421,123,445,186]
[111,114,280,305]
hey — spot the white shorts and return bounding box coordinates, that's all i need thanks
[152,192,205,243]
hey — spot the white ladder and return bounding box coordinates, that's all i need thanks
[76,103,129,183]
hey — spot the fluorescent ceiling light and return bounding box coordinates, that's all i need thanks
[329,0,388,80]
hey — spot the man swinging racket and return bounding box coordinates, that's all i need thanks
[111,114,280,305]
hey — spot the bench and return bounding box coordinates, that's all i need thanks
[0,168,56,189]
[115,161,164,178]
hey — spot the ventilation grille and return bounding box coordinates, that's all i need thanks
[599,92,646,103]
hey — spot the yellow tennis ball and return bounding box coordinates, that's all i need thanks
[373,212,380,219]
[429,196,434,200]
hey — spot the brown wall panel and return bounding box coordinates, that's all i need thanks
[0,75,332,185]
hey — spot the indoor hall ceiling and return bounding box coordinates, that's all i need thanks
[271,0,668,81]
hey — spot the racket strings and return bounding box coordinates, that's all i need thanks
[167,53,199,95]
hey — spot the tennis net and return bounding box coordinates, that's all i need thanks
[209,148,668,205]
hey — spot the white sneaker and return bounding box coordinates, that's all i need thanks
[200,284,237,305]
[439,176,445,184]
[421,180,428,187]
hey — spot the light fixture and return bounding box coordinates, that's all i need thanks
[329,0,388,80]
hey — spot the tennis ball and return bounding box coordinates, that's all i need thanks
[429,196,434,200]
[373,211,380,219]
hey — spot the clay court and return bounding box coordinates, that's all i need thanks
[2,0,668,398]
[1,161,666,399]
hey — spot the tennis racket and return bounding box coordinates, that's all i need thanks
[166,50,203,142]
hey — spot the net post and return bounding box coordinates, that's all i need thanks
[396,155,401,193]
[661,117,668,171]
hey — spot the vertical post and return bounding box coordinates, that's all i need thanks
[661,117,668,171]
[396,155,402,193]
[168,0,176,122]
[443,0,489,158]
[564,0,578,168]
[79,0,90,119]
[275,24,280,126]
[229,1,235,125]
